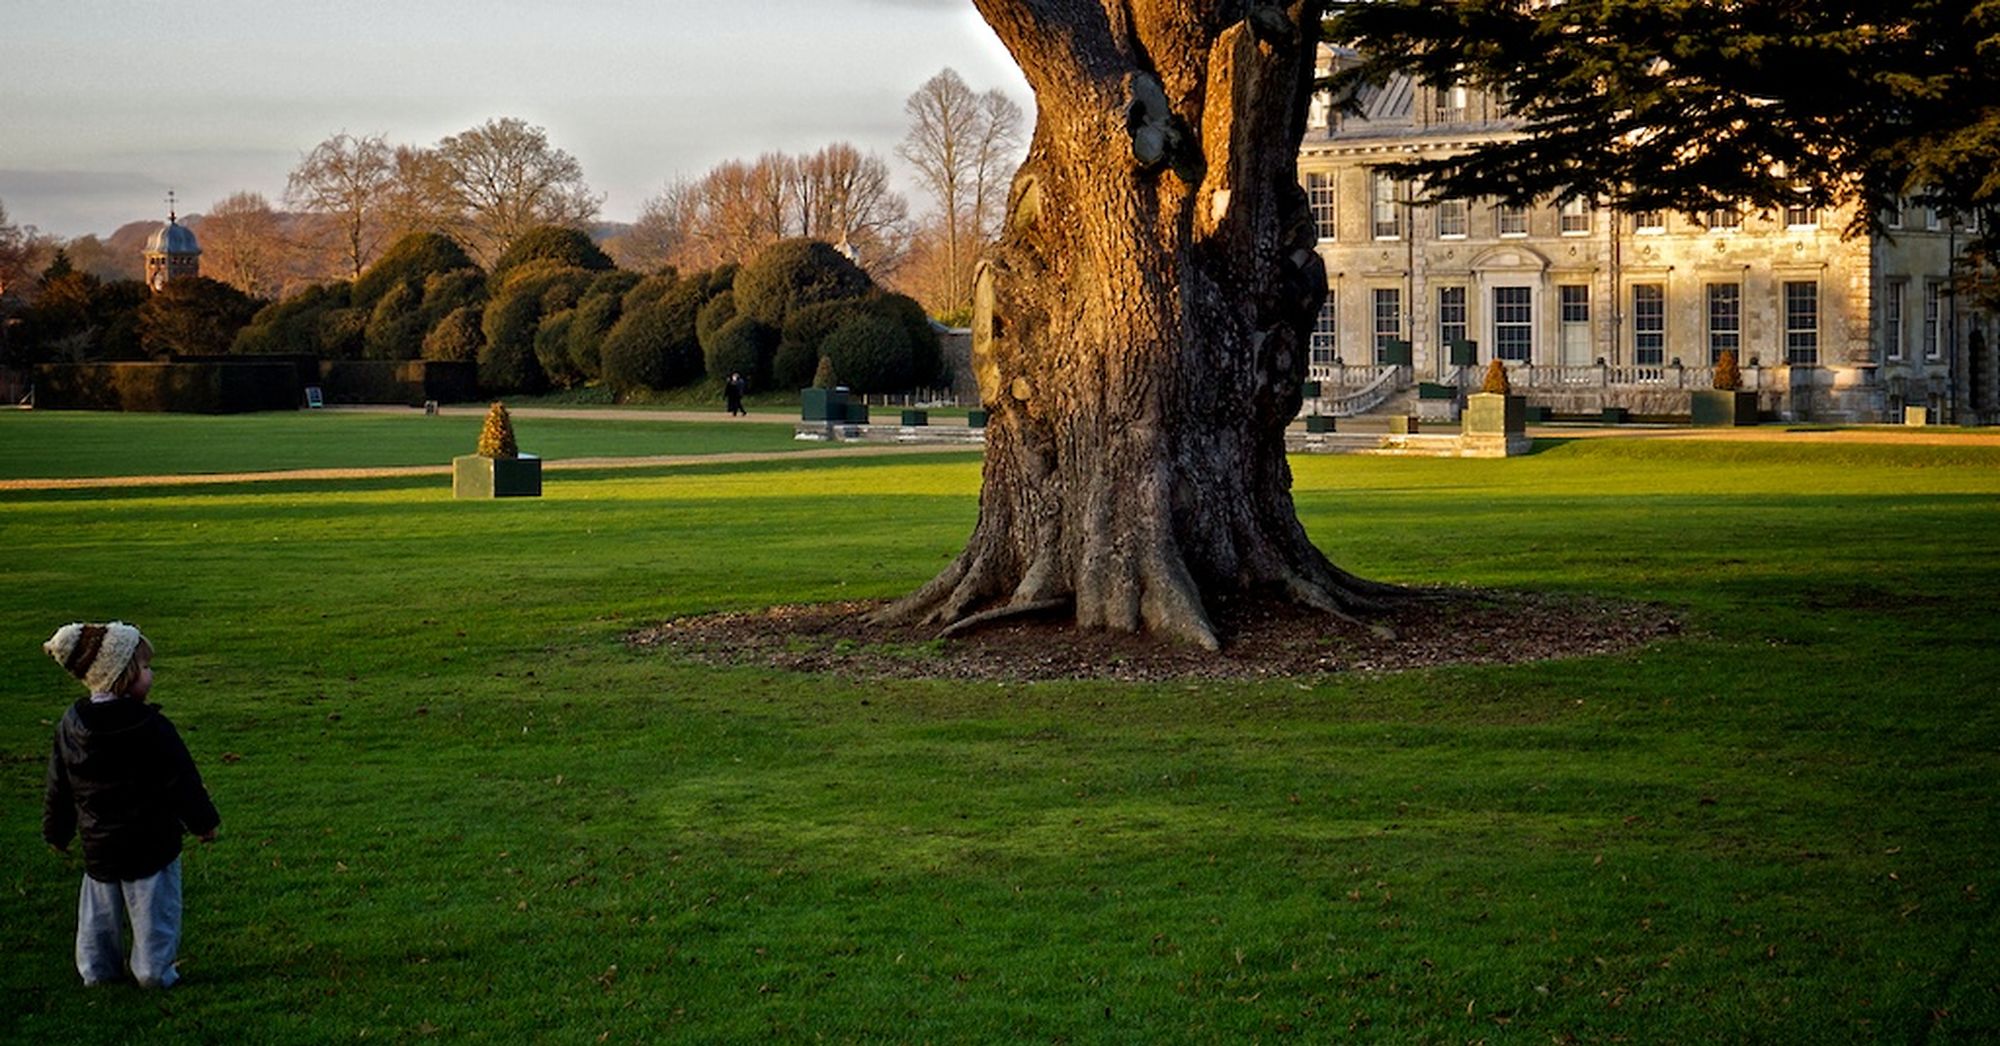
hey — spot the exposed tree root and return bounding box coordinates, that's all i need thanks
[936,598,1071,640]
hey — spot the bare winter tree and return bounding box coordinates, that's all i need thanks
[628,146,909,274]
[433,117,601,265]
[191,192,286,300]
[286,132,394,279]
[378,145,463,245]
[792,143,911,275]
[898,68,1027,312]
[875,0,1391,649]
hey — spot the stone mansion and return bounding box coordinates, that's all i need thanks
[1298,50,1996,425]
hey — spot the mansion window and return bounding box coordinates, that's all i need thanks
[1705,205,1742,232]
[1310,293,1338,367]
[1925,280,1945,360]
[1493,286,1533,362]
[1633,284,1666,365]
[1434,83,1470,123]
[1785,204,1820,228]
[1706,283,1741,364]
[1559,197,1591,235]
[1884,280,1907,362]
[1885,201,1905,230]
[1307,172,1337,240]
[1372,170,1402,239]
[1559,285,1591,364]
[1784,281,1819,365]
[1373,287,1402,363]
[1437,286,1468,350]
[1435,198,1469,238]
[1497,204,1528,236]
[1634,210,1665,233]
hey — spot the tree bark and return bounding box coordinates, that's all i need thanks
[877,0,1395,650]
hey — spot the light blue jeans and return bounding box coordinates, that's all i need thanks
[75,858,182,988]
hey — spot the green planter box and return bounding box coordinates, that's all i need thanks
[1463,393,1525,435]
[1523,405,1553,423]
[900,409,929,426]
[967,409,989,429]
[1601,406,1630,425]
[845,403,869,424]
[1690,389,1758,427]
[1301,380,1322,399]
[1388,415,1419,434]
[1305,414,1336,433]
[1417,382,1457,400]
[1448,340,1478,367]
[1381,340,1413,366]
[453,454,542,499]
[801,388,849,421]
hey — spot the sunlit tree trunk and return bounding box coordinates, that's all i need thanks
[878,0,1395,649]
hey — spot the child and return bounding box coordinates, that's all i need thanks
[42,621,219,989]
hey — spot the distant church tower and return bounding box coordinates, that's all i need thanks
[144,192,201,291]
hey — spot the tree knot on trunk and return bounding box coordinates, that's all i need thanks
[1124,73,1203,184]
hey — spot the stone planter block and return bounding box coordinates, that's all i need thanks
[1301,380,1322,399]
[1904,405,1930,427]
[801,387,849,421]
[1417,382,1457,400]
[1691,389,1758,427]
[1305,414,1336,433]
[1448,340,1478,367]
[1602,406,1630,424]
[1463,392,1525,435]
[1523,405,1552,423]
[1388,415,1419,434]
[1382,340,1413,366]
[967,409,989,429]
[900,409,928,426]
[454,454,541,499]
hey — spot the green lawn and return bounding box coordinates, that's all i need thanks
[0,410,807,479]
[2,427,1997,1042]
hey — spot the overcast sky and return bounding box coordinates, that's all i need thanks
[0,0,1032,239]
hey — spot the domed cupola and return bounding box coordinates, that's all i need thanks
[144,192,201,291]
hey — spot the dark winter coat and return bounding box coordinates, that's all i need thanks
[44,698,220,883]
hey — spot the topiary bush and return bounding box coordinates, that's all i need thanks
[1713,349,1741,390]
[352,232,474,310]
[812,355,837,389]
[317,307,368,359]
[479,265,595,394]
[703,315,779,388]
[775,298,871,389]
[566,290,625,383]
[870,292,943,388]
[423,305,485,362]
[232,281,352,355]
[475,401,519,458]
[601,297,703,394]
[534,310,581,388]
[733,239,874,329]
[490,226,614,282]
[819,314,913,393]
[695,290,737,353]
[363,282,425,359]
[1480,358,1512,396]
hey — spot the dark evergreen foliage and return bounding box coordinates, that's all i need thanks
[1329,0,2000,236]
[233,282,353,355]
[490,226,614,281]
[733,239,875,328]
[135,276,264,357]
[820,314,914,394]
[703,315,779,388]
[695,289,738,354]
[351,232,474,310]
[423,305,485,362]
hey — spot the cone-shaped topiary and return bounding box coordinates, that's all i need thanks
[1713,349,1742,390]
[812,355,838,389]
[476,402,519,459]
[1480,358,1512,396]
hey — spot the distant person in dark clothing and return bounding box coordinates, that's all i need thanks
[43,622,219,989]
[724,372,748,416]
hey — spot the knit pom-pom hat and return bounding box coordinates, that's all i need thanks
[44,622,148,695]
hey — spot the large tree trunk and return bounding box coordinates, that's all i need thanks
[878,0,1395,650]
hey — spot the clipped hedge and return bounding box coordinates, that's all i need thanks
[704,315,779,389]
[34,362,300,413]
[317,360,479,406]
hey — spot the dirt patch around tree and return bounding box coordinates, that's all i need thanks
[626,589,1684,682]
